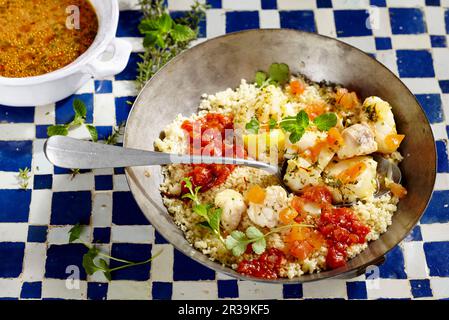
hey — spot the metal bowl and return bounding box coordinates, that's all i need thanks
[124,29,436,283]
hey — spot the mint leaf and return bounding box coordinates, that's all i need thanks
[143,32,160,47]
[255,71,267,87]
[86,125,98,142]
[138,19,161,32]
[296,110,309,128]
[268,63,290,85]
[73,99,87,119]
[193,204,209,220]
[245,118,260,134]
[251,238,267,255]
[158,13,173,33]
[208,208,222,233]
[288,127,305,144]
[68,223,82,243]
[269,118,277,129]
[314,113,337,131]
[82,247,101,275]
[47,125,68,137]
[246,226,264,239]
[171,24,196,42]
[232,243,247,257]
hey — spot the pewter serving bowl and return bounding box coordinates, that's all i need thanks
[123,29,436,283]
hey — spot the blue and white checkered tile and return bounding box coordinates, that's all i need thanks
[1,0,449,300]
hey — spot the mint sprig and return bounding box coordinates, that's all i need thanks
[254,63,290,88]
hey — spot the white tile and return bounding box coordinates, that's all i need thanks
[259,10,280,29]
[150,244,174,282]
[222,0,260,10]
[340,37,376,52]
[432,48,449,79]
[93,94,116,126]
[403,241,429,278]
[34,104,55,125]
[402,78,441,94]
[277,0,317,9]
[432,123,448,140]
[215,272,235,280]
[421,223,449,242]
[371,7,392,37]
[0,124,35,140]
[172,281,217,300]
[42,279,88,300]
[391,34,431,49]
[118,0,140,11]
[107,281,151,299]
[316,9,336,37]
[29,190,52,225]
[386,0,424,7]
[435,173,449,191]
[113,175,130,191]
[238,281,283,299]
[367,279,411,299]
[430,278,449,298]
[92,168,114,175]
[424,7,446,35]
[303,279,347,298]
[0,223,28,242]
[375,50,398,75]
[113,80,139,98]
[47,226,91,244]
[0,171,23,189]
[111,225,154,243]
[52,173,94,191]
[442,0,449,6]
[32,139,54,175]
[92,192,113,227]
[22,243,47,282]
[206,9,226,38]
[0,279,21,298]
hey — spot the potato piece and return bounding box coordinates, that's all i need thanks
[283,156,322,192]
[337,123,378,159]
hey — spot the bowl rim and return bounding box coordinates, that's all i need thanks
[0,0,119,85]
[124,28,437,283]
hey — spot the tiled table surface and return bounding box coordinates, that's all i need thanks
[1,0,449,300]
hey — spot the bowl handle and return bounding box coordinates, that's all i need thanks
[84,38,132,78]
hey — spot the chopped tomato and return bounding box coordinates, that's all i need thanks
[246,185,266,204]
[285,226,311,243]
[305,103,325,120]
[327,127,344,151]
[336,88,360,109]
[384,134,405,153]
[389,182,407,199]
[290,240,314,261]
[300,186,333,205]
[279,207,298,224]
[337,162,367,184]
[290,80,305,96]
[237,248,285,279]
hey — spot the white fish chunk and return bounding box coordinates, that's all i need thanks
[247,186,288,228]
[337,123,378,159]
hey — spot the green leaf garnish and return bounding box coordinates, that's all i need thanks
[245,118,260,134]
[313,113,338,131]
[171,24,196,42]
[47,125,68,137]
[268,118,277,129]
[86,125,98,142]
[268,63,290,85]
[73,98,87,119]
[279,110,309,143]
[69,223,82,243]
[17,167,31,190]
[254,71,268,87]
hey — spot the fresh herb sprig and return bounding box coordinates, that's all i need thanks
[17,167,31,190]
[225,223,314,257]
[182,177,224,243]
[104,122,126,145]
[255,63,290,88]
[69,224,162,281]
[136,0,207,89]
[47,99,98,142]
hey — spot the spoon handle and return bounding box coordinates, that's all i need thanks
[44,136,277,173]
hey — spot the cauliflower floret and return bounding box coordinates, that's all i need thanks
[247,186,288,228]
[215,189,246,232]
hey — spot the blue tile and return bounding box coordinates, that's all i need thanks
[370,0,386,6]
[0,242,24,278]
[27,226,48,243]
[425,0,440,5]
[51,191,92,225]
[262,0,277,9]
[441,80,449,93]
[316,0,332,8]
[0,140,32,172]
[436,140,449,172]
[416,94,444,123]
[424,242,449,276]
[346,281,367,299]
[206,0,221,8]
[155,230,169,244]
[55,94,94,124]
[112,192,150,225]
[110,243,152,281]
[33,174,53,190]
[152,282,173,300]
[173,249,215,281]
[226,11,259,33]
[36,125,50,139]
[96,126,114,141]
[115,96,135,124]
[379,245,407,279]
[390,8,426,34]
[446,9,449,34]
[94,80,113,94]
[218,280,239,298]
[283,284,303,299]
[45,244,88,280]
[53,167,90,175]
[114,167,126,175]
[430,35,447,47]
[421,190,449,223]
[93,227,111,244]
[279,11,316,32]
[405,225,423,241]
[334,10,373,37]
[396,50,435,78]
[117,10,143,37]
[115,53,141,81]
[95,175,113,191]
[410,279,432,298]
[87,282,108,300]
[0,190,31,222]
[375,37,392,50]
[20,282,42,299]
[0,105,34,123]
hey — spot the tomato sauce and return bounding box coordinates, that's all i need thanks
[180,113,244,193]
[237,248,286,279]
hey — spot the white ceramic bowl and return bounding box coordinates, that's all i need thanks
[0,0,132,107]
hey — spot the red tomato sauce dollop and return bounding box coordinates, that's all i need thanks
[237,248,286,279]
